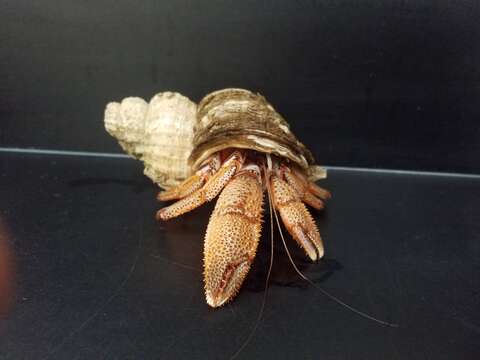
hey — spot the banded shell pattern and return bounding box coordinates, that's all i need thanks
[104,89,326,189]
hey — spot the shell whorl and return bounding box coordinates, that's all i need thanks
[191,89,325,181]
[104,92,197,189]
[104,88,326,189]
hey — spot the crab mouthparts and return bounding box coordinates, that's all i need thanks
[206,258,251,307]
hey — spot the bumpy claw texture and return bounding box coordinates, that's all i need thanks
[271,175,324,261]
[156,153,243,221]
[204,172,263,307]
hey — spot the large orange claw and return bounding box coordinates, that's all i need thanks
[203,171,263,307]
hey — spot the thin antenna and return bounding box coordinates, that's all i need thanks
[271,190,398,328]
[230,163,276,359]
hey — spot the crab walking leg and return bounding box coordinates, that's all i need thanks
[307,181,332,201]
[270,175,324,261]
[157,173,206,201]
[157,155,221,201]
[290,167,332,201]
[204,170,263,307]
[282,167,325,210]
[156,152,243,220]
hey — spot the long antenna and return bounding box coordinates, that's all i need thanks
[230,162,276,359]
[270,181,398,328]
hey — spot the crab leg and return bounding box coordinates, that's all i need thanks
[292,167,331,201]
[204,169,263,307]
[270,175,324,261]
[307,181,331,201]
[157,174,206,201]
[281,166,330,209]
[156,151,243,220]
[157,155,221,201]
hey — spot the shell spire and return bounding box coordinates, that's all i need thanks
[104,92,197,189]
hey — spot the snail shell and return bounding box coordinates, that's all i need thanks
[104,92,197,189]
[104,88,326,189]
[190,88,326,181]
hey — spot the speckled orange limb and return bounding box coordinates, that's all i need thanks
[279,164,331,210]
[204,168,263,307]
[270,174,324,261]
[156,152,243,220]
[157,155,221,201]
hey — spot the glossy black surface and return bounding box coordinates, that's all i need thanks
[0,153,479,359]
[2,1,480,173]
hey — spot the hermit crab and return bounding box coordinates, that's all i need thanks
[105,89,330,307]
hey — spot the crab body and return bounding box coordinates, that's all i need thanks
[105,89,330,307]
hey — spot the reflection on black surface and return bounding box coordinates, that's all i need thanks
[156,204,211,271]
[244,224,342,293]
[2,153,479,359]
[68,177,155,194]
[148,200,342,305]
[153,201,341,295]
[0,218,15,322]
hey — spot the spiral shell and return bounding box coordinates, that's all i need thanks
[104,88,326,189]
[104,92,197,189]
[190,88,325,181]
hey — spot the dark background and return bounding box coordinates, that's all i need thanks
[1,2,480,359]
[2,0,479,173]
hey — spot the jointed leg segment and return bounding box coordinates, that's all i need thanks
[270,174,324,261]
[280,165,330,210]
[157,154,221,201]
[156,151,244,220]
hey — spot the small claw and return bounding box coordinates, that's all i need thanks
[291,225,324,261]
[271,175,324,261]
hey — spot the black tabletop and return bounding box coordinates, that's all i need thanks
[0,152,479,359]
